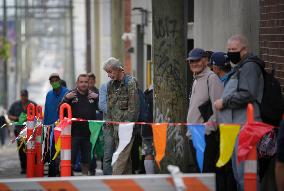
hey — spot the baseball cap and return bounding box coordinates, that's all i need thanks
[20,89,28,96]
[210,52,229,66]
[49,73,60,81]
[187,48,207,61]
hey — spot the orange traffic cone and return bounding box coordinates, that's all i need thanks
[59,103,72,177]
[244,103,257,191]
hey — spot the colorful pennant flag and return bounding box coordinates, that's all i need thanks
[238,121,274,162]
[152,123,168,169]
[216,124,240,167]
[187,124,206,172]
[89,121,104,160]
[41,125,47,157]
[112,123,135,166]
[52,137,61,160]
[52,119,72,160]
[49,124,55,157]
[52,126,62,160]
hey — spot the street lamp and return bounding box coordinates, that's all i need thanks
[132,7,148,34]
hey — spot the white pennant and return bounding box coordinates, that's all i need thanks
[111,123,134,166]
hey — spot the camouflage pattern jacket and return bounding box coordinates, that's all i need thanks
[106,74,139,122]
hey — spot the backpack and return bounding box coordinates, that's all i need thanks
[122,75,149,122]
[259,68,283,126]
[239,61,283,126]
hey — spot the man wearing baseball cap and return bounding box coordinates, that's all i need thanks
[210,52,234,86]
[186,48,223,173]
[44,73,69,176]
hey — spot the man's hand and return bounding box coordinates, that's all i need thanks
[214,99,223,110]
[88,92,98,99]
[65,91,76,100]
[8,115,18,122]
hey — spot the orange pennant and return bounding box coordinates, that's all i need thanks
[152,123,168,169]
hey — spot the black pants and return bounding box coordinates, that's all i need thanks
[131,132,144,174]
[189,131,237,191]
[89,150,97,175]
[17,140,26,172]
[48,135,60,177]
[14,129,26,172]
[71,137,91,166]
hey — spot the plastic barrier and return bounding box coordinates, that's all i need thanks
[26,103,36,178]
[35,105,44,177]
[59,103,72,177]
[0,174,216,191]
[244,103,257,191]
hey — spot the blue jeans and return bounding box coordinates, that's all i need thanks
[231,138,244,191]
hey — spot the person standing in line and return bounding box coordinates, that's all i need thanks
[87,72,101,175]
[103,57,140,175]
[186,48,224,175]
[8,89,37,174]
[43,73,69,177]
[210,52,234,86]
[61,74,98,175]
[214,34,264,191]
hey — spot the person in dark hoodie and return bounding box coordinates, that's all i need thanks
[214,34,264,191]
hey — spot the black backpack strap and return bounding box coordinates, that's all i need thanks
[207,73,213,100]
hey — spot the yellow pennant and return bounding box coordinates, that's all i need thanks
[216,124,240,167]
[52,137,61,160]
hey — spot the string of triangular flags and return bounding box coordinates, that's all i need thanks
[8,117,275,171]
[51,118,274,171]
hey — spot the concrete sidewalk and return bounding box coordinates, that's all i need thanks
[0,143,25,179]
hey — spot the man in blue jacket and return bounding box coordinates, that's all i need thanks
[44,73,69,176]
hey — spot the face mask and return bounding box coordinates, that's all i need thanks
[227,51,241,64]
[51,82,61,90]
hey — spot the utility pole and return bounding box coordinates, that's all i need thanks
[85,0,91,72]
[70,0,75,88]
[3,0,8,108]
[152,0,189,172]
[111,0,124,63]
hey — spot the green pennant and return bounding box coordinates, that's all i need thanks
[15,112,27,125]
[89,121,104,160]
[95,130,104,160]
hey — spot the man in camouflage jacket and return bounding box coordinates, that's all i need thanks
[103,57,139,175]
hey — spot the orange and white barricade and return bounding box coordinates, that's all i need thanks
[35,105,44,177]
[0,173,216,191]
[244,104,257,191]
[26,103,36,178]
[59,103,72,177]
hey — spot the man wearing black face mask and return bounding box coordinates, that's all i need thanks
[214,35,264,191]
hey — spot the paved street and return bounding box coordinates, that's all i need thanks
[0,142,103,179]
[0,143,25,179]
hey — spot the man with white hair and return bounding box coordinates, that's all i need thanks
[214,34,264,190]
[103,57,139,175]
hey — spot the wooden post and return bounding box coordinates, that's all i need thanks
[111,0,124,63]
[152,0,189,172]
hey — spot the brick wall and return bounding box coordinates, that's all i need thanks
[259,0,284,93]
